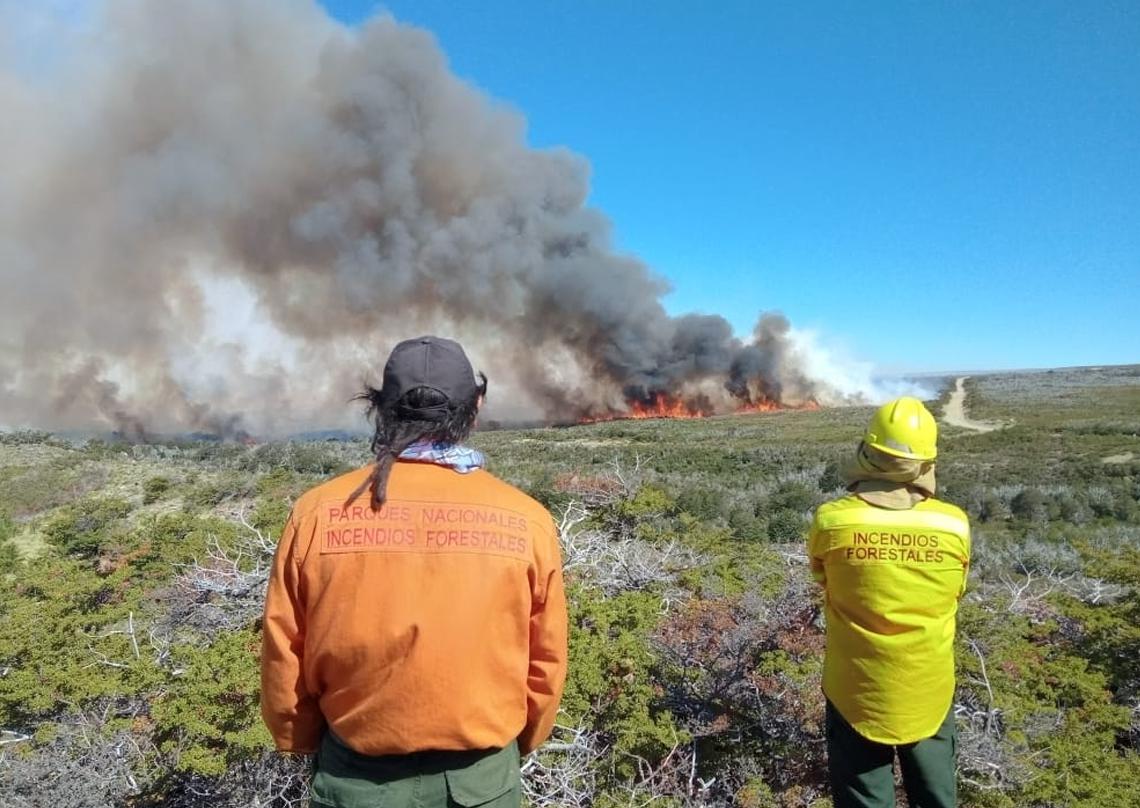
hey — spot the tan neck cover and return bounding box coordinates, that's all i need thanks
[842,442,936,510]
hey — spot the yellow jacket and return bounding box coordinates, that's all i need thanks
[260,462,568,756]
[808,495,970,744]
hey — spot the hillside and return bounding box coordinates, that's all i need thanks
[1,365,1138,807]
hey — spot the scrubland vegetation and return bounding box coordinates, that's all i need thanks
[1,365,1138,807]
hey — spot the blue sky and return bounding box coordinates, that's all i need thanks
[319,1,1139,373]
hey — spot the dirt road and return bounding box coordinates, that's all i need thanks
[942,377,1001,432]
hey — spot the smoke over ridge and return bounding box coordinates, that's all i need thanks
[0,0,919,437]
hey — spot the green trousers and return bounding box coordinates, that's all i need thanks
[310,732,521,808]
[826,700,957,808]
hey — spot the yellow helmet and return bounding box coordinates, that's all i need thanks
[863,396,938,460]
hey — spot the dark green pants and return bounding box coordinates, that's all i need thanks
[826,701,957,808]
[310,732,521,808]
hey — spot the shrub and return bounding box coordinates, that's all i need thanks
[0,430,60,446]
[0,538,17,572]
[522,468,571,511]
[42,497,133,558]
[728,505,767,543]
[676,486,727,521]
[0,509,15,543]
[979,492,1010,523]
[183,473,255,511]
[561,585,683,781]
[769,480,818,514]
[0,559,156,726]
[0,508,18,570]
[817,459,844,493]
[1011,488,1048,523]
[250,497,290,536]
[767,509,806,543]
[151,629,272,776]
[956,599,1140,804]
[0,461,98,518]
[142,476,173,504]
[239,443,346,475]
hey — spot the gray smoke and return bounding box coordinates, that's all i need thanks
[0,0,862,437]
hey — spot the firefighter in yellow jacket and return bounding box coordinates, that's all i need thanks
[261,336,568,808]
[808,397,970,808]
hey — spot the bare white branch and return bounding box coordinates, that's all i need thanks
[165,506,279,634]
[558,500,705,601]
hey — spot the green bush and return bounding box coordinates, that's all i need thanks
[252,465,332,507]
[978,492,1009,523]
[676,486,727,521]
[142,476,173,504]
[0,540,17,572]
[127,511,236,573]
[0,559,158,726]
[728,505,767,543]
[0,510,15,544]
[250,497,291,536]
[562,585,684,780]
[42,497,133,558]
[957,599,1140,805]
[239,443,347,475]
[769,480,818,514]
[183,473,255,511]
[817,458,844,492]
[767,509,806,542]
[151,629,272,776]
[0,430,57,445]
[1010,488,1047,523]
[521,468,571,511]
[0,510,17,570]
[0,461,94,517]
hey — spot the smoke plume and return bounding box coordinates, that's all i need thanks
[0,0,914,437]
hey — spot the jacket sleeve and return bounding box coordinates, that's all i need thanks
[260,511,323,753]
[808,511,826,586]
[517,516,569,755]
[958,520,972,599]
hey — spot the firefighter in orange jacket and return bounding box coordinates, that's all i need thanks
[808,397,970,808]
[261,336,568,808]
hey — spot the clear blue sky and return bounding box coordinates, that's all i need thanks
[319,1,1139,373]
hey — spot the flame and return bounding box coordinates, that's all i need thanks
[578,394,821,424]
[737,398,821,414]
[628,393,707,420]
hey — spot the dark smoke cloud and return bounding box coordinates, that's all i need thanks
[0,0,871,437]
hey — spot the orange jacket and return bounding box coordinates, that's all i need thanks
[260,461,568,756]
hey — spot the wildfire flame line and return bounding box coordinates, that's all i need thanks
[578,394,821,424]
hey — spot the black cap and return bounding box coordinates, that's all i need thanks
[380,336,479,414]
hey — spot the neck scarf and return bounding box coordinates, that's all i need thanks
[398,440,486,474]
[842,442,936,510]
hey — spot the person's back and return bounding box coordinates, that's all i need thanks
[809,397,970,808]
[264,461,563,755]
[261,336,567,808]
[811,493,969,744]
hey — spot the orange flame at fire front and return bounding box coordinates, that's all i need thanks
[627,394,707,420]
[736,398,821,414]
[580,394,820,424]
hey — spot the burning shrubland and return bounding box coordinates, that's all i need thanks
[0,0,921,439]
